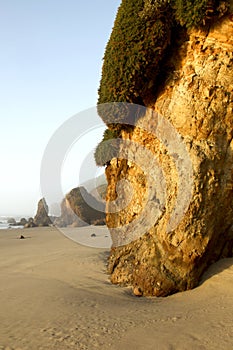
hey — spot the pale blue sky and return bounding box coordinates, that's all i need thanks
[0,0,121,216]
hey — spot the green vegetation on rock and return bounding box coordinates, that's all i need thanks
[173,0,229,28]
[174,0,209,27]
[96,0,230,163]
[98,0,173,124]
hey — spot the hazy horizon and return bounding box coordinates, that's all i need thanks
[0,0,121,216]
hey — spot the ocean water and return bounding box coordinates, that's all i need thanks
[0,216,25,230]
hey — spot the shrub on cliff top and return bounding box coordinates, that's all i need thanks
[174,0,229,28]
[98,0,230,122]
[98,0,173,125]
[96,0,230,162]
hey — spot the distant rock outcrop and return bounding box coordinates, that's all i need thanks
[33,198,51,227]
[24,217,36,228]
[54,197,83,227]
[7,218,17,225]
[54,186,106,227]
[19,218,27,226]
[7,217,29,227]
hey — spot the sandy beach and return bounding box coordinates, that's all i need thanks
[0,227,232,350]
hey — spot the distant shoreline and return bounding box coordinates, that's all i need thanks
[0,215,30,230]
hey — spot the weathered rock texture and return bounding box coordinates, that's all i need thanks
[33,198,51,227]
[54,197,83,227]
[24,217,36,228]
[54,187,106,227]
[106,12,233,296]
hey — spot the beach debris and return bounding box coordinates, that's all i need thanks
[19,235,25,239]
[91,233,96,237]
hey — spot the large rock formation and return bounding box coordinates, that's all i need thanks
[54,197,82,227]
[54,186,106,227]
[33,198,51,227]
[7,218,17,225]
[24,217,36,228]
[104,6,233,296]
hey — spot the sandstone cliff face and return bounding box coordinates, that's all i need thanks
[106,12,233,296]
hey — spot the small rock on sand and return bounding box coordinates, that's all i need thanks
[133,286,143,297]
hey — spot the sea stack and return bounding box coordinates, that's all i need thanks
[97,0,233,296]
[33,198,51,227]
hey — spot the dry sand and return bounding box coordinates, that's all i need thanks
[0,227,232,350]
